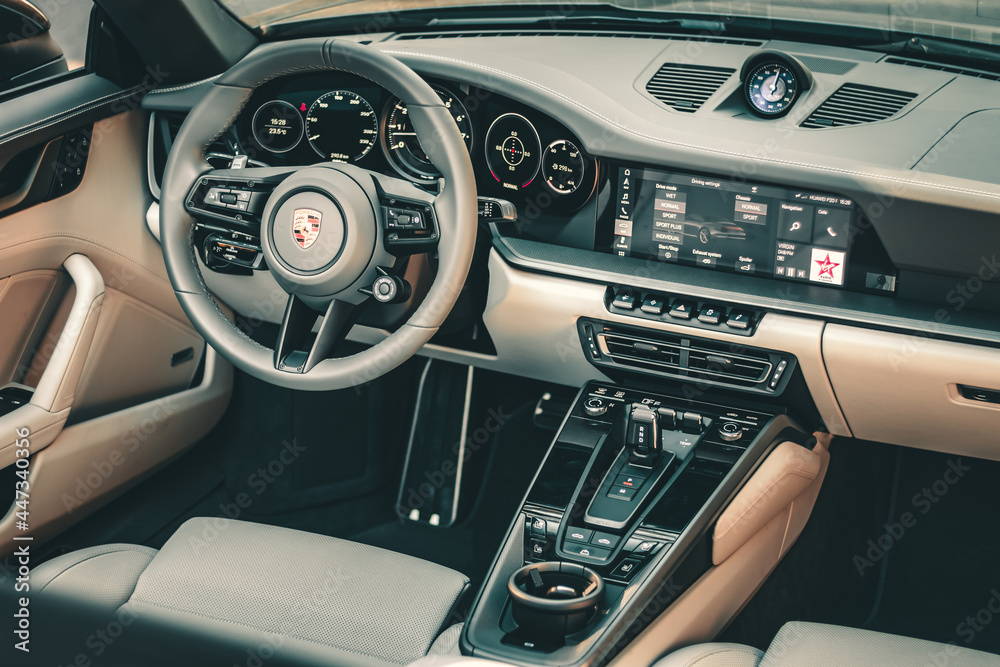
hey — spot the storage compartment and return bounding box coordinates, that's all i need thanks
[823,324,1000,460]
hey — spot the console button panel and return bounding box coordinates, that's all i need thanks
[521,381,776,582]
[606,286,762,336]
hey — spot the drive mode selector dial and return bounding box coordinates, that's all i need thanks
[719,421,743,442]
[584,396,609,417]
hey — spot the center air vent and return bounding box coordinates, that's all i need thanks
[800,83,917,128]
[645,63,735,113]
[579,320,794,394]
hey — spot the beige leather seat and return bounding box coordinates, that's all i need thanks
[655,621,1000,666]
[26,518,469,667]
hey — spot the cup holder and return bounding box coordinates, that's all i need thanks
[507,561,605,639]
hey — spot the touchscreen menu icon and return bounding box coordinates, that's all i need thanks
[809,248,846,286]
[813,207,850,249]
[777,203,814,243]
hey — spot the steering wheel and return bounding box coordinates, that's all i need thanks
[159,39,477,390]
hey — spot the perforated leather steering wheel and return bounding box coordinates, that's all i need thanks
[159,39,477,390]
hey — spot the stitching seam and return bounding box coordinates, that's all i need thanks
[380,49,1000,201]
[0,86,145,145]
[147,75,221,94]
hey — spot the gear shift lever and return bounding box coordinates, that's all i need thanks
[625,404,661,466]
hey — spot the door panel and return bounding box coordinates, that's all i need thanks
[0,98,231,551]
[0,269,64,385]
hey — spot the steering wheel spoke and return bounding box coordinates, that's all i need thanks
[183,166,296,225]
[275,296,358,374]
[369,172,441,256]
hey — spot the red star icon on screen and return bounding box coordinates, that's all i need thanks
[815,253,841,278]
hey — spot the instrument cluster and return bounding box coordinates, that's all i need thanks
[234,72,598,213]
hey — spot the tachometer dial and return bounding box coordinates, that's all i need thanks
[745,63,799,117]
[306,90,378,161]
[381,87,473,181]
[251,100,303,153]
[485,113,541,191]
[541,139,586,195]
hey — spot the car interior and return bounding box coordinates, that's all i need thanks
[1,0,1000,665]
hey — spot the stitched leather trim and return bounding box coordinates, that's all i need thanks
[381,49,1000,202]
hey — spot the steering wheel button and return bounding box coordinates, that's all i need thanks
[203,188,227,206]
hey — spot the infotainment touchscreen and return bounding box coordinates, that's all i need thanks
[603,165,857,288]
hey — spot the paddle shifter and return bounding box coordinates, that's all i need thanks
[626,404,662,466]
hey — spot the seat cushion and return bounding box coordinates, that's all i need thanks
[33,518,470,667]
[758,622,1000,666]
[31,543,157,610]
[429,624,464,656]
[653,642,763,666]
[655,622,1000,667]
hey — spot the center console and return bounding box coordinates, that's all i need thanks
[461,381,812,665]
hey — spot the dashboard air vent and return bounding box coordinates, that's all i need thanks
[645,63,735,113]
[800,83,917,128]
[884,56,1000,82]
[583,321,788,393]
[393,30,763,47]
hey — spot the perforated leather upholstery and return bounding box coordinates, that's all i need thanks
[654,622,1000,667]
[32,518,470,666]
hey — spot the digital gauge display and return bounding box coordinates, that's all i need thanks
[485,113,541,191]
[251,100,304,153]
[306,90,378,161]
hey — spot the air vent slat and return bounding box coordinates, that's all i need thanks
[801,83,916,129]
[645,64,735,113]
[596,327,774,387]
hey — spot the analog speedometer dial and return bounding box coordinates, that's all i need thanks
[381,87,473,181]
[306,90,378,161]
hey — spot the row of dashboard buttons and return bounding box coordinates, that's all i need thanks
[611,290,754,331]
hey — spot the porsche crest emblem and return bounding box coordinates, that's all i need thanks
[292,208,322,249]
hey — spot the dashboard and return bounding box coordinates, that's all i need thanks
[234,73,597,215]
[144,27,1000,465]
[226,63,907,300]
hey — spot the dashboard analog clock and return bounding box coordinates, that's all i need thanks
[485,113,541,191]
[251,100,304,153]
[306,90,378,161]
[381,86,473,181]
[745,62,799,117]
[541,139,586,195]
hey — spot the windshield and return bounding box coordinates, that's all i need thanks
[221,0,1000,48]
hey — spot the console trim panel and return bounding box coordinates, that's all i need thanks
[462,381,808,666]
